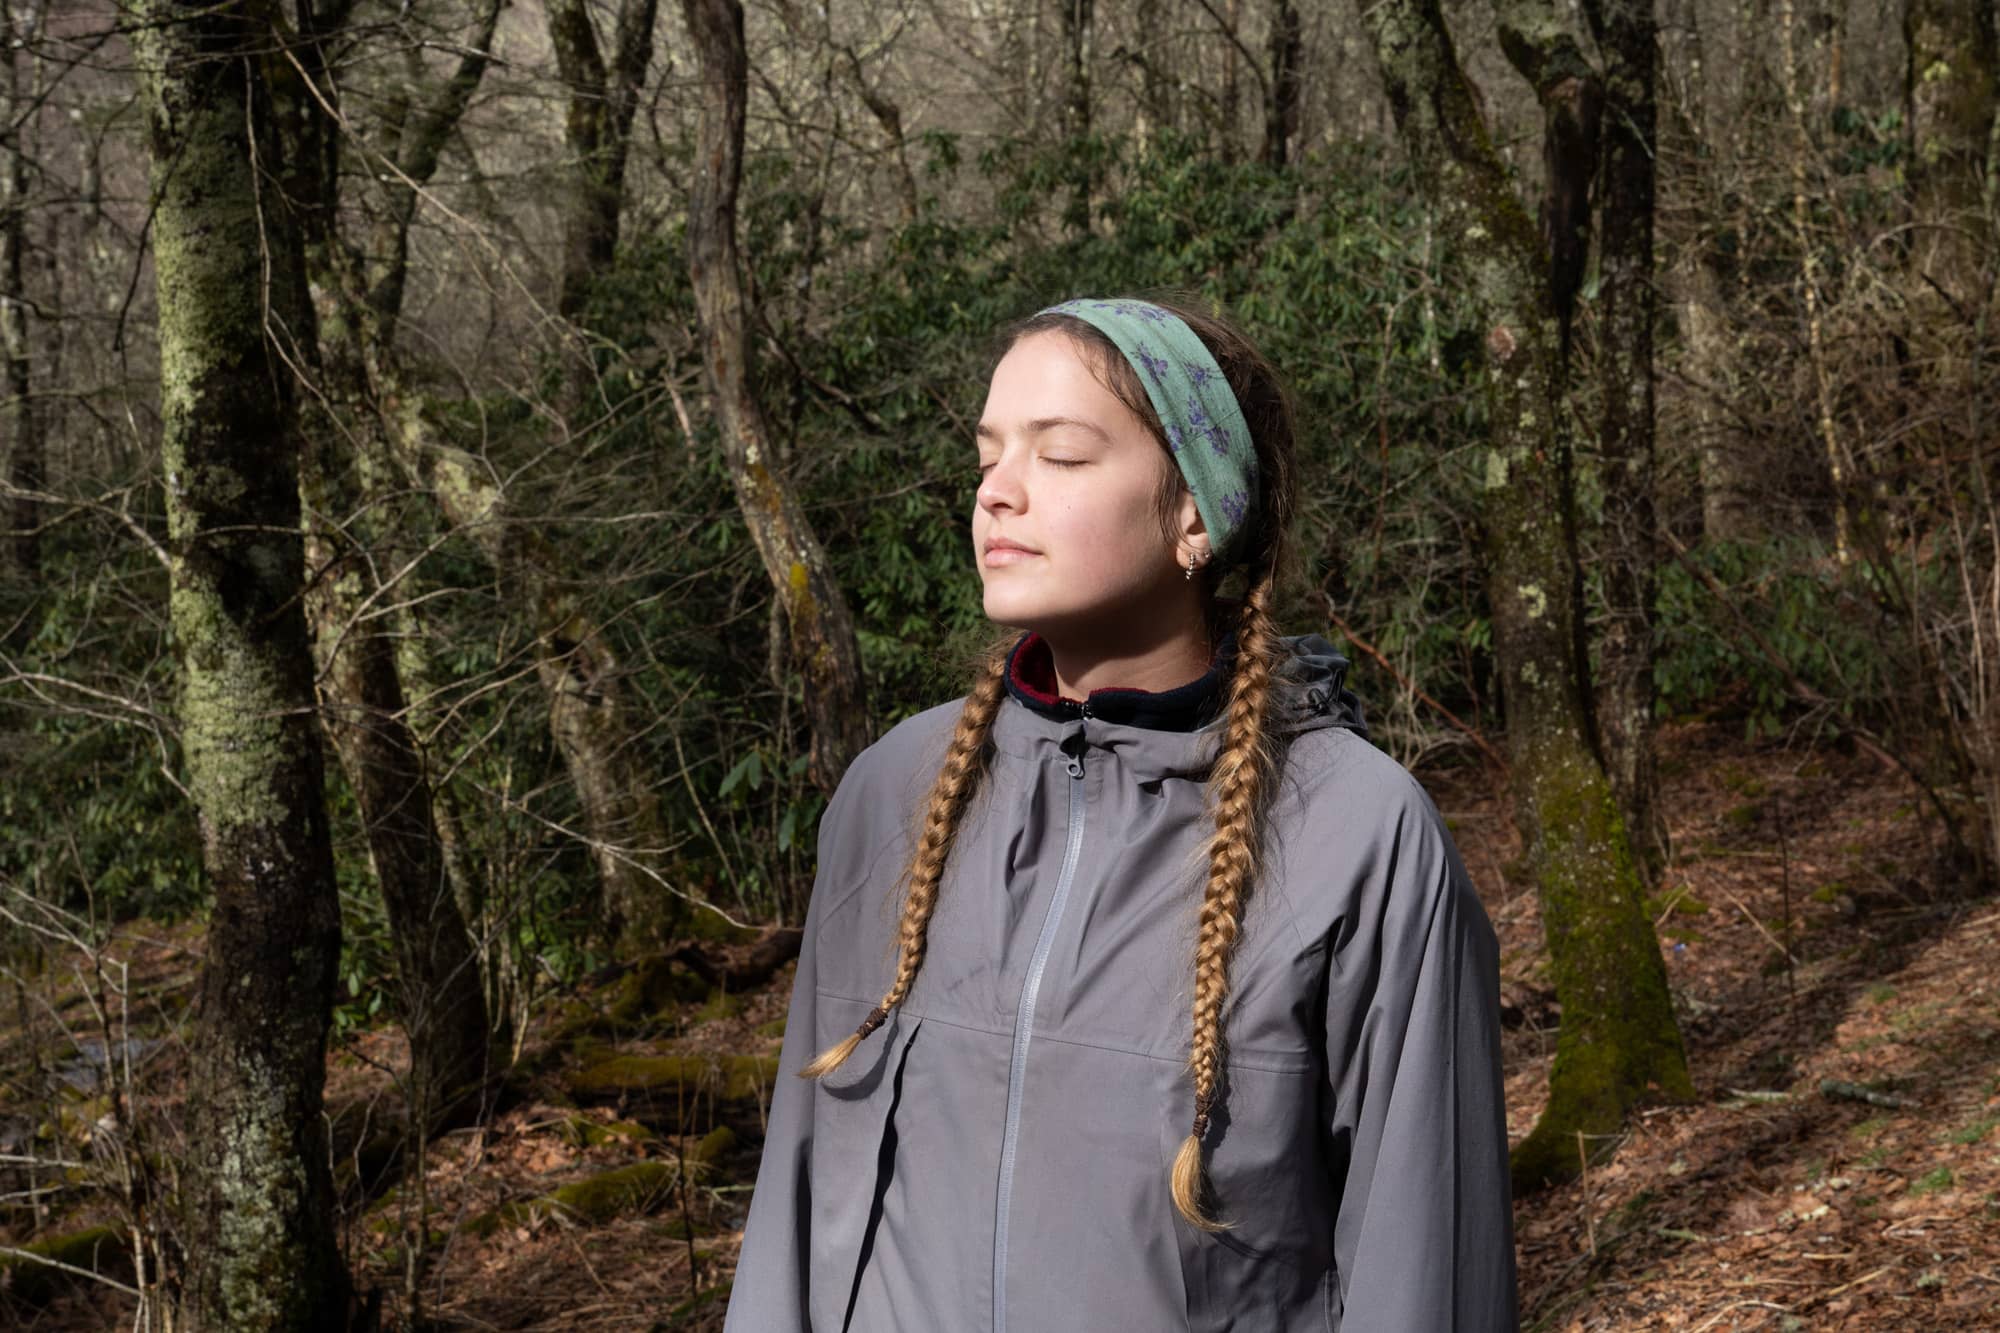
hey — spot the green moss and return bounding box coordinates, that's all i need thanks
[1511,739,1693,1193]
[463,1129,737,1238]
[569,1053,773,1101]
[1943,1115,1998,1146]
[0,1224,125,1305]
[755,1015,788,1039]
[558,1115,656,1149]
[1908,1166,1955,1195]
[694,988,745,1024]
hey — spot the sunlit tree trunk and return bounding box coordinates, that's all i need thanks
[682,0,872,796]
[132,1,350,1321]
[1355,0,1692,1194]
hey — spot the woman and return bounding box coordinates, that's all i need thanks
[723,295,1517,1331]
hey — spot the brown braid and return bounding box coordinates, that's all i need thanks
[800,645,1012,1079]
[1170,571,1285,1229]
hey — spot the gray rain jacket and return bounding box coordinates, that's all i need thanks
[724,634,1518,1332]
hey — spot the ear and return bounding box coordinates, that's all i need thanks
[1174,485,1210,567]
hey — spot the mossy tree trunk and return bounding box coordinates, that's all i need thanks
[1354,0,1693,1195]
[682,0,871,796]
[133,1,351,1323]
[279,0,498,1124]
[548,0,659,321]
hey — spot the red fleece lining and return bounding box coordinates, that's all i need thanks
[1008,632,1199,704]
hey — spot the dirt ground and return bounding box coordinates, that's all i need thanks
[4,720,1997,1330]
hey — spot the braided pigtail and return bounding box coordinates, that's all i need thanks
[800,646,1012,1079]
[1170,571,1286,1229]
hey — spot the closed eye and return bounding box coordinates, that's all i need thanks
[1042,458,1085,468]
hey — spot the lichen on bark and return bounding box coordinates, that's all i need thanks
[135,1,351,1323]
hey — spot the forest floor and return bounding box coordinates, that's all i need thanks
[3,719,1998,1330]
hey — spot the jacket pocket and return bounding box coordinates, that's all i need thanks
[1159,1084,1335,1332]
[806,1002,921,1333]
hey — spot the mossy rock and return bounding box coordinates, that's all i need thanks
[694,989,746,1025]
[569,1053,773,1102]
[0,1224,128,1307]
[603,957,711,1026]
[463,1129,736,1239]
[559,1114,656,1149]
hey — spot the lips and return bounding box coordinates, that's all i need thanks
[982,537,1040,567]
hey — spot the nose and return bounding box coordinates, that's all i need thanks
[977,448,1024,515]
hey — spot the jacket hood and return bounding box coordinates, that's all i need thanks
[1270,632,1369,739]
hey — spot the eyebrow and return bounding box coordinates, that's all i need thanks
[973,415,1111,443]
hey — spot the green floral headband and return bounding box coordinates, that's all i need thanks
[1039,297,1259,564]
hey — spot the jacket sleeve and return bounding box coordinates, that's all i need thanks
[1322,776,1518,1331]
[723,777,850,1332]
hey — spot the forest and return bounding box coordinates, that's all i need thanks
[0,0,1994,1328]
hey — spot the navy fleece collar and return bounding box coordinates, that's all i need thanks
[1003,629,1239,733]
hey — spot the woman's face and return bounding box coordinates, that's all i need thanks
[973,329,1202,638]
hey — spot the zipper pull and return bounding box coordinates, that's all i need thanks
[1060,727,1085,779]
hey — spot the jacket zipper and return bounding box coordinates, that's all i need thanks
[991,718,1089,1332]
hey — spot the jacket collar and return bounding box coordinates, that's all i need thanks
[988,630,1369,784]
[1002,629,1238,733]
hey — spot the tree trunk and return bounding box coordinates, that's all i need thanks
[1261,0,1303,166]
[840,43,921,224]
[1676,251,1764,541]
[549,0,660,320]
[301,429,493,1125]
[0,0,38,606]
[1354,0,1692,1195]
[287,0,680,949]
[280,0,499,1117]
[1058,0,1095,231]
[1903,0,1997,295]
[1584,0,1664,880]
[133,2,351,1322]
[681,0,871,796]
[372,372,682,943]
[1221,0,1242,159]
[361,0,505,333]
